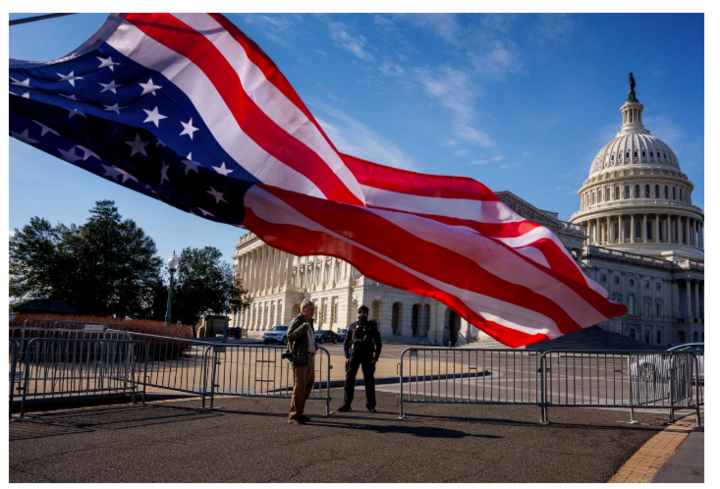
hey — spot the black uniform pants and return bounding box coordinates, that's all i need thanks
[341,352,376,410]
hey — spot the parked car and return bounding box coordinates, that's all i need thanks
[337,328,348,342]
[314,330,339,344]
[631,343,704,383]
[263,325,289,345]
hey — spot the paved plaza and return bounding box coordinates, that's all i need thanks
[8,389,699,483]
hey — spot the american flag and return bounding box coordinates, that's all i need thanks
[9,13,626,347]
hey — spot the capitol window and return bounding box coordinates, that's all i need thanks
[628,294,636,315]
[625,186,630,198]
[679,188,683,201]
[600,274,607,282]
[645,185,650,197]
[656,282,662,291]
[665,186,669,198]
[615,186,620,199]
[634,151,638,158]
[614,276,620,285]
[655,185,660,198]
[642,151,646,157]
[606,188,610,201]
[634,185,640,198]
[673,187,676,200]
[650,151,654,157]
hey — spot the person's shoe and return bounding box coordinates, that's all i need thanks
[367,408,377,413]
[287,417,306,425]
[337,405,351,412]
[298,415,311,422]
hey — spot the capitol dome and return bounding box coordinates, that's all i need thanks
[570,75,704,260]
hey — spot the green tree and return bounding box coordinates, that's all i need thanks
[9,200,163,318]
[171,246,251,332]
[9,217,67,305]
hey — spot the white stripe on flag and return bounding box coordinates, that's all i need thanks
[106,19,328,199]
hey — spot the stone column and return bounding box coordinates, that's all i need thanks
[700,222,704,248]
[604,218,609,244]
[665,216,670,244]
[655,215,660,243]
[642,213,648,243]
[694,281,700,323]
[685,218,690,245]
[686,279,692,321]
[619,215,625,243]
[630,214,635,243]
[286,254,294,287]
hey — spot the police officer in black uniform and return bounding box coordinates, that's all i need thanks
[338,305,382,413]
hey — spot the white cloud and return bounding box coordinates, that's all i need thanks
[645,114,683,149]
[453,149,470,157]
[398,13,461,44]
[499,162,521,169]
[415,65,495,149]
[241,14,301,47]
[470,155,503,165]
[310,101,415,170]
[327,22,374,61]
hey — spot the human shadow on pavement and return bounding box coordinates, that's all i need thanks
[308,421,503,439]
[9,405,222,441]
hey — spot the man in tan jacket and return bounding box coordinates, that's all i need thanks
[286,299,317,424]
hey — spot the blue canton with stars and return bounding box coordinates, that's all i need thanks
[10,41,259,228]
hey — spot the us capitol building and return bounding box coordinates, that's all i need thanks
[230,77,704,346]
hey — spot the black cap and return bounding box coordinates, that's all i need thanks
[358,305,369,314]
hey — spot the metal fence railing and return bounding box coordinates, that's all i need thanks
[399,348,541,418]
[9,341,20,418]
[126,333,215,399]
[399,348,702,425]
[18,337,147,417]
[540,350,702,424]
[208,345,332,414]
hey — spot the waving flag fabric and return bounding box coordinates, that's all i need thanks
[9,13,626,347]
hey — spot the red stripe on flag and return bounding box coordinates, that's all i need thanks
[241,197,555,347]
[342,153,501,201]
[124,13,362,206]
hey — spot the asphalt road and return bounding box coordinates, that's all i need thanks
[9,390,678,483]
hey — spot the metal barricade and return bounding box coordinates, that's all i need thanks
[126,333,215,398]
[208,345,332,415]
[540,350,702,425]
[19,337,147,417]
[398,348,542,418]
[9,340,20,418]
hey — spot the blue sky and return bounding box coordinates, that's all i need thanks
[8,13,705,266]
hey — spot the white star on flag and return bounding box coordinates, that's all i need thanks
[182,153,200,175]
[32,121,59,137]
[60,93,79,101]
[99,80,122,94]
[125,133,150,157]
[103,103,123,114]
[116,168,139,183]
[9,129,39,145]
[76,146,100,161]
[57,71,83,87]
[179,118,199,139]
[139,78,162,96]
[101,164,123,180]
[67,108,88,119]
[197,208,214,217]
[213,162,234,176]
[10,77,31,88]
[160,161,171,184]
[142,106,168,127]
[97,56,119,71]
[57,146,83,163]
[207,186,228,204]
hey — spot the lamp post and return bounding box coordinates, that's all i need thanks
[222,298,230,343]
[165,251,179,325]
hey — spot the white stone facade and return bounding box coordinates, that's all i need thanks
[231,81,703,347]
